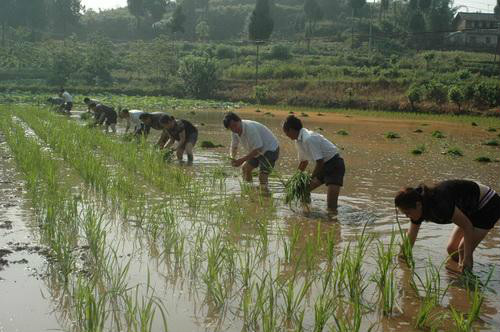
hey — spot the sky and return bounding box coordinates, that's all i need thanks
[81,0,497,14]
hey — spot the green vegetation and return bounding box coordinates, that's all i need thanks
[411,145,426,155]
[475,156,493,163]
[337,130,349,136]
[483,139,499,146]
[200,140,224,148]
[385,131,400,139]
[431,130,446,139]
[284,171,312,207]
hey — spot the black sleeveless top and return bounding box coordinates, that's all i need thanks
[411,180,480,225]
[166,119,197,141]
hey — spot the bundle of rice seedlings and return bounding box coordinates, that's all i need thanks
[431,130,445,138]
[385,132,400,139]
[475,156,492,163]
[284,172,312,206]
[163,149,174,162]
[411,145,425,155]
[337,130,349,136]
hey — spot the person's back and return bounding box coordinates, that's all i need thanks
[149,112,168,131]
[62,91,73,103]
[167,119,197,141]
[232,119,279,154]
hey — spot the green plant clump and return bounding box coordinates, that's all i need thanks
[385,132,400,139]
[337,130,349,136]
[431,130,445,138]
[483,139,499,146]
[475,156,492,163]
[414,129,423,133]
[446,148,463,157]
[411,145,425,155]
[284,172,312,206]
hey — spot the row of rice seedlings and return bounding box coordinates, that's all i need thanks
[372,230,398,316]
[395,213,415,269]
[1,110,168,331]
[342,227,372,301]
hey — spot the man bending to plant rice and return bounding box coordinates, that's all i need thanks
[159,115,198,165]
[89,102,117,133]
[119,109,146,136]
[139,112,171,145]
[223,112,280,192]
[283,115,345,212]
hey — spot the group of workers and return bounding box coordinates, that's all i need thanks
[53,91,499,274]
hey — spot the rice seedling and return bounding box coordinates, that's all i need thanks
[445,147,464,157]
[474,156,492,163]
[337,130,349,136]
[385,131,400,139]
[414,128,423,133]
[312,292,337,332]
[487,127,496,132]
[411,145,426,155]
[483,139,499,146]
[395,212,415,269]
[279,269,312,324]
[372,230,398,316]
[284,171,312,207]
[431,130,445,138]
[200,140,224,148]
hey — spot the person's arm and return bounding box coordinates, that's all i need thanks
[97,112,106,125]
[157,129,170,148]
[311,159,324,179]
[450,207,475,270]
[232,147,262,167]
[407,222,421,247]
[174,130,186,150]
[230,133,239,159]
[125,118,130,133]
[298,160,309,171]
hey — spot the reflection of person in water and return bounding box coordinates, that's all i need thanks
[395,180,500,272]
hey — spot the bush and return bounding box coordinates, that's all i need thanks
[216,45,236,59]
[268,44,291,60]
[448,86,465,111]
[254,85,270,104]
[425,81,447,105]
[178,55,219,99]
[473,82,500,107]
[407,84,423,109]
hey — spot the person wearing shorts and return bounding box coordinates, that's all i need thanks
[283,115,345,211]
[395,179,500,272]
[159,115,198,165]
[223,112,280,191]
[119,109,146,136]
[89,102,117,133]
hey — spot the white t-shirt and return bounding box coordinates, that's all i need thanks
[231,120,279,154]
[295,128,339,163]
[62,91,72,103]
[127,110,144,128]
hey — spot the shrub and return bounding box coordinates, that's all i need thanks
[385,132,400,139]
[178,55,219,99]
[483,139,499,146]
[407,84,423,109]
[446,148,463,157]
[216,45,236,59]
[473,82,500,107]
[254,85,270,104]
[425,81,448,105]
[475,156,492,162]
[448,86,465,112]
[411,145,426,155]
[268,44,291,60]
[431,130,445,138]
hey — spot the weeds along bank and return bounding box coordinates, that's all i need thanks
[1,39,499,114]
[0,105,498,331]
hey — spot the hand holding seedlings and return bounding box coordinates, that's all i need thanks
[284,171,312,206]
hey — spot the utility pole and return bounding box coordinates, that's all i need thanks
[369,1,373,54]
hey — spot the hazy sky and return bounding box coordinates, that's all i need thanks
[81,0,497,14]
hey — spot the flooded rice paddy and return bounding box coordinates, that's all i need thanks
[0,104,499,332]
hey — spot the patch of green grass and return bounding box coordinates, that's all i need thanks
[80,112,92,121]
[483,139,499,146]
[471,122,478,126]
[445,148,463,157]
[431,130,446,138]
[385,132,400,139]
[414,129,423,133]
[300,112,309,117]
[337,130,349,136]
[411,145,426,155]
[487,127,496,132]
[475,156,492,163]
[200,140,224,148]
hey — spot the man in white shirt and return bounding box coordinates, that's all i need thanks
[59,88,73,115]
[223,112,280,190]
[283,115,345,211]
[119,109,146,135]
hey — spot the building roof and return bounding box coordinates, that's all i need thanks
[454,12,500,22]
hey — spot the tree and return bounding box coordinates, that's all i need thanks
[304,0,323,52]
[349,0,366,47]
[379,0,390,21]
[408,11,425,48]
[81,35,114,85]
[419,0,431,12]
[0,0,14,45]
[195,20,210,41]
[494,0,500,18]
[144,0,169,22]
[51,0,82,34]
[170,4,186,34]
[448,86,464,112]
[248,0,274,84]
[127,0,145,28]
[178,55,219,98]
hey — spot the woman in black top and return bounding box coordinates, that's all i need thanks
[159,115,198,165]
[89,103,117,133]
[395,180,500,272]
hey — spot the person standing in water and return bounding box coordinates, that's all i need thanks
[223,112,280,192]
[159,115,198,165]
[395,179,500,272]
[282,115,345,212]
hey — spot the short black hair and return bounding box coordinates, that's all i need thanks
[159,114,174,125]
[223,112,241,129]
[60,88,65,93]
[83,97,90,103]
[283,115,303,132]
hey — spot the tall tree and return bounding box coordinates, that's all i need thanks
[127,0,145,28]
[0,0,14,45]
[304,0,323,52]
[248,0,274,84]
[379,0,390,21]
[494,0,500,18]
[51,0,82,34]
[144,0,169,22]
[349,0,366,47]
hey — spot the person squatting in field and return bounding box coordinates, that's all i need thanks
[282,115,346,212]
[395,179,500,272]
[89,102,117,133]
[223,112,280,192]
[59,88,73,115]
[158,115,198,165]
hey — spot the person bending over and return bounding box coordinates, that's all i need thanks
[159,115,198,165]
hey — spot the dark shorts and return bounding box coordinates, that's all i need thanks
[317,154,345,186]
[64,102,73,111]
[247,148,279,174]
[469,193,500,230]
[105,111,117,126]
[179,130,198,149]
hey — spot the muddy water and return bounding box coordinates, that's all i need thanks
[2,107,500,331]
